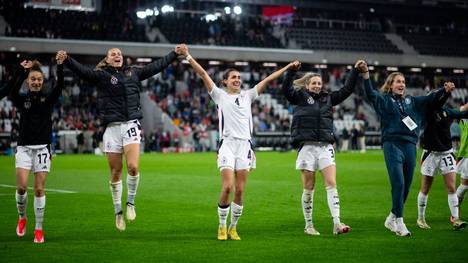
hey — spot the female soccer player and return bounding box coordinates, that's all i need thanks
[180,44,298,240]
[57,45,185,231]
[359,61,453,236]
[417,98,468,230]
[282,60,361,236]
[10,54,65,243]
[455,114,468,217]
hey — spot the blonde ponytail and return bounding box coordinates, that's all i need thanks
[293,72,321,90]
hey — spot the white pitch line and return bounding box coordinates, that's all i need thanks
[0,184,77,194]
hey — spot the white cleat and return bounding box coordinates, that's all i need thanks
[416,218,431,229]
[115,212,126,231]
[384,214,397,232]
[304,225,320,236]
[126,203,136,222]
[395,221,411,237]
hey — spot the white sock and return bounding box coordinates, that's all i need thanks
[230,202,243,228]
[16,191,27,219]
[217,204,230,227]
[301,189,314,228]
[326,186,340,224]
[448,193,459,219]
[126,174,140,205]
[34,195,46,230]
[456,184,468,204]
[110,180,122,214]
[417,192,428,219]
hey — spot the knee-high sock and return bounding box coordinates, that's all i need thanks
[326,187,340,224]
[230,202,243,228]
[126,174,140,205]
[417,192,428,219]
[16,191,27,219]
[302,189,314,228]
[448,193,459,219]
[217,203,230,227]
[34,195,46,230]
[110,180,122,214]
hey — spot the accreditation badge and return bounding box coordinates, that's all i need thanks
[402,116,418,131]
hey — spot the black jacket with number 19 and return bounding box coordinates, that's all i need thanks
[282,68,359,147]
[64,51,177,127]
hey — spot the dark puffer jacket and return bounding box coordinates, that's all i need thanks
[64,51,177,126]
[282,69,358,147]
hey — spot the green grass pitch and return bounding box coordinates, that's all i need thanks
[0,151,467,262]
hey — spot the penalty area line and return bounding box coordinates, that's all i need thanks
[0,184,77,194]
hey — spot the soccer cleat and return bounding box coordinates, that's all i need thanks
[228,226,241,240]
[126,202,136,222]
[333,222,351,235]
[384,214,397,232]
[452,219,467,230]
[16,217,27,237]
[395,221,411,237]
[115,212,126,231]
[217,226,227,241]
[416,218,431,229]
[33,229,44,243]
[304,225,320,236]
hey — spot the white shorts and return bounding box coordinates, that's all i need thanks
[457,158,468,179]
[296,142,335,172]
[217,138,256,171]
[15,145,52,173]
[420,149,457,176]
[103,120,142,153]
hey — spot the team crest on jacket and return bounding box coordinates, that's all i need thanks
[110,76,118,85]
[24,101,31,109]
[307,97,315,104]
[405,97,411,104]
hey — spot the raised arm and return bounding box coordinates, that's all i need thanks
[59,50,102,83]
[182,45,216,93]
[46,54,65,104]
[414,82,453,110]
[330,61,360,105]
[281,61,302,104]
[0,61,30,99]
[9,60,32,104]
[256,61,300,94]
[134,50,178,81]
[358,61,384,105]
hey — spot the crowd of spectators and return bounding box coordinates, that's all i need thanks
[0,54,467,154]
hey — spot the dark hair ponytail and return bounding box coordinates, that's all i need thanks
[221,68,239,87]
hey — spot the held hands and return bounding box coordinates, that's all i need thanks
[355,60,369,79]
[287,60,301,71]
[175,44,189,58]
[20,60,33,69]
[56,50,68,65]
[443,82,455,93]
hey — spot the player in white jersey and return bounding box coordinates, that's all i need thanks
[179,44,299,240]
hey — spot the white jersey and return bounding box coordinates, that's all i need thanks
[209,85,258,140]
